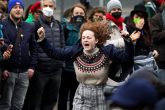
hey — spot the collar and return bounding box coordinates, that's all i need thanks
[40,15,55,25]
[83,47,99,56]
[66,23,79,31]
[7,16,22,27]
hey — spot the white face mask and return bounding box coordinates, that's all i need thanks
[42,7,54,17]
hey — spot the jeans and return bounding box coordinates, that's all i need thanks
[0,72,29,110]
[156,69,165,82]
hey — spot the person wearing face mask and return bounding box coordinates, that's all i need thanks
[22,0,65,110]
[69,5,86,30]
[104,0,133,85]
[58,3,86,110]
[126,4,158,73]
[105,0,128,45]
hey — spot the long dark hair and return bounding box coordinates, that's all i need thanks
[128,12,152,47]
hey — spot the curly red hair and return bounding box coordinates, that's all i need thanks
[80,21,110,45]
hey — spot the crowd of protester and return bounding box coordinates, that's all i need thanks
[0,0,165,110]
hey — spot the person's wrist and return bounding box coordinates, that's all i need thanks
[130,35,136,42]
[37,37,44,42]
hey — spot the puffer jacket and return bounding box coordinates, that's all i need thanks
[35,15,65,73]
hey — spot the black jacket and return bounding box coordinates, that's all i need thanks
[1,16,37,72]
[150,13,165,69]
[35,15,65,73]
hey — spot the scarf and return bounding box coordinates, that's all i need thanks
[106,13,124,30]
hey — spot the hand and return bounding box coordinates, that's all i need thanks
[28,69,34,79]
[152,50,159,58]
[37,27,45,41]
[3,44,13,60]
[130,31,141,42]
[121,30,129,37]
[2,70,10,80]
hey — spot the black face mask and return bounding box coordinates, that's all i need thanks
[71,15,85,29]
[111,12,122,19]
[71,15,85,24]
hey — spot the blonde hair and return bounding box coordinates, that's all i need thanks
[80,21,110,45]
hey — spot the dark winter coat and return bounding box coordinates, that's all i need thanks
[150,13,165,69]
[2,16,37,72]
[35,15,65,73]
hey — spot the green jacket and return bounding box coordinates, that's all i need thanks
[25,13,35,24]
